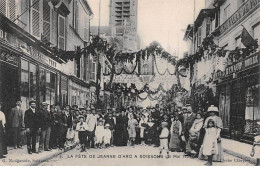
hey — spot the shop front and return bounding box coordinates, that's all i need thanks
[69,76,90,108]
[20,45,66,111]
[214,52,260,143]
[0,45,20,116]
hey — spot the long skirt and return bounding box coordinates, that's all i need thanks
[169,132,181,150]
[115,129,128,146]
[199,138,224,162]
[128,127,136,138]
[0,121,7,157]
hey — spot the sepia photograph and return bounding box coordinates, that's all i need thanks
[0,0,259,166]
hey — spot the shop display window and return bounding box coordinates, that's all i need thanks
[244,84,260,135]
[21,59,37,109]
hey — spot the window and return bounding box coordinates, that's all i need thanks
[244,85,260,134]
[39,68,46,104]
[91,62,96,81]
[206,18,211,36]
[197,27,202,46]
[30,0,40,38]
[253,23,260,48]
[29,63,37,99]
[21,60,37,109]
[21,59,29,98]
[224,5,230,21]
[46,70,56,106]
[58,15,65,50]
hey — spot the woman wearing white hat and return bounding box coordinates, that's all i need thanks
[199,105,224,164]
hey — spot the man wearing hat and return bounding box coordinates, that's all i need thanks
[24,100,39,154]
[182,105,196,155]
[9,100,24,149]
[38,102,52,152]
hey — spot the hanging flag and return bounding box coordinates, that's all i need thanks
[241,27,255,47]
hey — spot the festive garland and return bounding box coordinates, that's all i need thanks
[154,56,175,75]
[104,82,167,96]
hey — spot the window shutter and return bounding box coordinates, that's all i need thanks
[92,62,96,80]
[9,0,16,21]
[198,27,201,46]
[84,15,89,42]
[88,58,92,80]
[58,15,65,50]
[43,0,51,42]
[75,0,79,32]
[31,0,40,38]
[0,0,7,16]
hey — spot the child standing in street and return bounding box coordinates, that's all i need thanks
[75,116,89,152]
[159,122,170,157]
[139,114,147,145]
[95,120,104,148]
[103,124,112,148]
[202,120,218,166]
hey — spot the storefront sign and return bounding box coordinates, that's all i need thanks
[214,52,259,80]
[219,0,260,35]
[28,46,58,69]
[0,50,19,66]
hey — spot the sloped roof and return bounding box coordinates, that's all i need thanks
[194,8,217,33]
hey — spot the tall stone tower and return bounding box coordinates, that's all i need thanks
[109,0,139,52]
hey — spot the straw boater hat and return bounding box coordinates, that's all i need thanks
[182,106,187,110]
[105,123,110,127]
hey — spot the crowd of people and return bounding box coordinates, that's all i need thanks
[0,100,259,166]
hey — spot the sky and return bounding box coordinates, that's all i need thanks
[87,0,206,58]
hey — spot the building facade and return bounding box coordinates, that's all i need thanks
[0,0,96,119]
[183,0,260,143]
